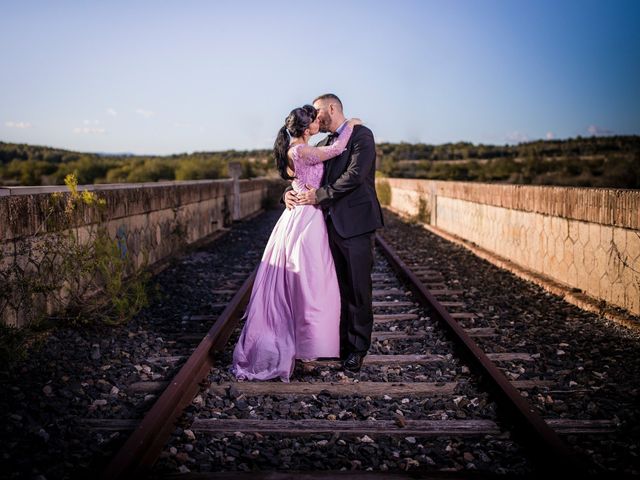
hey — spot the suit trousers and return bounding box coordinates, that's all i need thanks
[326,216,375,356]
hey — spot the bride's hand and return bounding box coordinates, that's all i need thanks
[348,118,363,127]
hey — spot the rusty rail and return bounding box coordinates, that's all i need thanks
[100,268,257,479]
[375,233,586,474]
[101,232,589,477]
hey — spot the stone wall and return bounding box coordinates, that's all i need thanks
[378,178,640,317]
[0,178,282,326]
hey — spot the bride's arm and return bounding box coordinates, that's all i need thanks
[295,119,362,165]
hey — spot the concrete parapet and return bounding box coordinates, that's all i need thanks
[0,178,282,326]
[377,178,640,319]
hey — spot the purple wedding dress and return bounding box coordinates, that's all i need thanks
[231,124,354,382]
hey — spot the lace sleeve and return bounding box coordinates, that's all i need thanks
[294,123,354,166]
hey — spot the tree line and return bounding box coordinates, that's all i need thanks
[377,135,640,189]
[1,135,638,189]
[0,143,272,186]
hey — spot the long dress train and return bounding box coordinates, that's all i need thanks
[231,124,354,382]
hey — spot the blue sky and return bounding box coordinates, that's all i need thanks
[1,0,639,154]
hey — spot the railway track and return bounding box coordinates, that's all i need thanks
[91,228,620,478]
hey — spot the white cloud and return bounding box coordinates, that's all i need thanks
[107,108,117,116]
[506,131,529,144]
[545,131,555,140]
[5,121,32,129]
[587,125,614,136]
[83,119,100,125]
[135,108,155,118]
[73,126,106,134]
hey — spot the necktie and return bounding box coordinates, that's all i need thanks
[326,132,339,144]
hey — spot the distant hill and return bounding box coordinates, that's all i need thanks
[0,141,272,186]
[93,152,137,157]
[1,135,638,189]
[375,135,640,189]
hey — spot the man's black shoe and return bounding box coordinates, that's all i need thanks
[342,352,365,372]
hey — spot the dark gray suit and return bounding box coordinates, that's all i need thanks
[315,125,384,356]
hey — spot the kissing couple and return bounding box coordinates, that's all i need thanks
[231,93,384,381]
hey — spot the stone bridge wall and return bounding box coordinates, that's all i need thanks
[377,178,640,318]
[0,178,283,326]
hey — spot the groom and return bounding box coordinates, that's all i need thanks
[285,93,384,372]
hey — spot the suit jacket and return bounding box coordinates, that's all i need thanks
[315,125,384,238]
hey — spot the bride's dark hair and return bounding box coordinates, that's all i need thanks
[273,104,317,180]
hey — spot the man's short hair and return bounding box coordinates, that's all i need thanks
[313,93,343,112]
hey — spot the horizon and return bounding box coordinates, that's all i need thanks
[5,132,638,159]
[1,0,639,155]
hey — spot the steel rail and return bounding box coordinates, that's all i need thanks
[101,232,590,477]
[375,233,587,475]
[100,267,257,479]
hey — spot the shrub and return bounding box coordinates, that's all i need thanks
[0,174,149,327]
[376,178,392,206]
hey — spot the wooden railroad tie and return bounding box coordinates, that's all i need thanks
[144,352,537,368]
[374,314,420,322]
[372,301,415,308]
[208,381,457,397]
[202,380,554,398]
[78,418,618,435]
[372,328,497,340]
[372,288,406,297]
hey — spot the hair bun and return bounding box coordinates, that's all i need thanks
[285,105,317,138]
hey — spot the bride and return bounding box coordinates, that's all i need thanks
[231,104,361,381]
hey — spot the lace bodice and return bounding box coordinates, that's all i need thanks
[290,152,324,192]
[289,123,354,193]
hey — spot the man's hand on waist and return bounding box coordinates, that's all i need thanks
[296,185,318,205]
[284,190,298,210]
